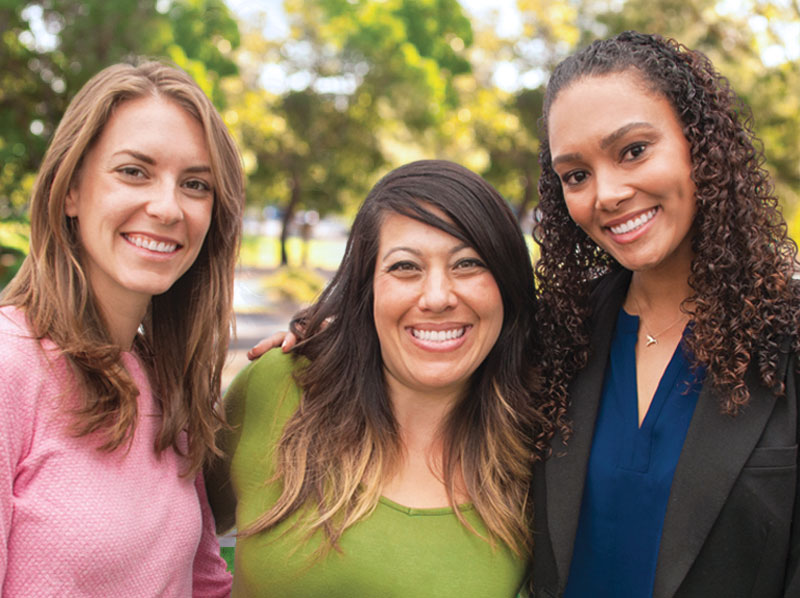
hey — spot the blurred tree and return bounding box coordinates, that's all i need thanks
[229,0,474,265]
[596,0,800,233]
[0,0,240,226]
[505,0,800,228]
[442,0,799,232]
[426,0,579,222]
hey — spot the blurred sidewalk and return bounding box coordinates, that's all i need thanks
[223,265,336,388]
[218,265,327,551]
[222,267,302,389]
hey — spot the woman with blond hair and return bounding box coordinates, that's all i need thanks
[0,60,243,596]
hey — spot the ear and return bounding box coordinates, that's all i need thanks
[65,187,79,218]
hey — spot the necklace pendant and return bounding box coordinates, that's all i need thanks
[646,334,658,347]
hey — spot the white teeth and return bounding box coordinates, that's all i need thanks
[126,235,178,253]
[609,208,657,235]
[412,328,465,342]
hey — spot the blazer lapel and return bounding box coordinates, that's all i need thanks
[652,359,785,598]
[546,270,630,588]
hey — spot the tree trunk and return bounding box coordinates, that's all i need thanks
[515,173,534,222]
[279,173,302,266]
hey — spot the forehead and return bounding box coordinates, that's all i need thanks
[378,210,457,245]
[92,96,208,157]
[547,72,681,154]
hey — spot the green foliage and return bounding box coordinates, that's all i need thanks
[2,0,798,249]
[227,0,474,264]
[260,266,327,305]
[220,546,235,573]
[239,235,346,270]
[0,220,29,287]
[0,0,240,226]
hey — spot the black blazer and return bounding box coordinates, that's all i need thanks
[532,269,800,598]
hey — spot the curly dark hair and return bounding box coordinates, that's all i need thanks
[534,30,800,422]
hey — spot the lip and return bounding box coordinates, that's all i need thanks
[604,207,659,243]
[122,232,183,256]
[406,323,472,352]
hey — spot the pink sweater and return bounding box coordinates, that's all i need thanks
[0,306,232,597]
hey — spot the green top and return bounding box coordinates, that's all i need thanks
[222,351,528,597]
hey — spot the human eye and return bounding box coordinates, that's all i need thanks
[386,260,420,274]
[183,178,213,195]
[454,257,486,271]
[117,165,146,179]
[622,142,648,161]
[560,170,588,187]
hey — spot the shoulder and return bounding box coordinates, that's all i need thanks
[223,350,303,431]
[0,306,72,451]
[220,352,303,494]
[0,304,34,344]
[239,349,300,386]
[0,306,66,386]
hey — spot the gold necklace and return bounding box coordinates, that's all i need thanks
[631,296,689,347]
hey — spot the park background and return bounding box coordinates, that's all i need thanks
[2,0,799,338]
[2,0,799,367]
[2,0,799,277]
[2,0,798,570]
[2,0,799,275]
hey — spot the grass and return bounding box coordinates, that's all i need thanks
[239,235,346,271]
[259,267,328,305]
[221,546,235,573]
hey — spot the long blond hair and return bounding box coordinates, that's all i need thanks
[2,60,244,473]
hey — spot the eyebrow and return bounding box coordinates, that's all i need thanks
[551,121,657,168]
[112,149,155,164]
[599,121,655,149]
[111,149,212,174]
[381,242,470,261]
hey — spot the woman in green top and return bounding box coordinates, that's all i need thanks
[207,160,554,596]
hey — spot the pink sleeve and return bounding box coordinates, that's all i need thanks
[0,372,16,591]
[0,333,36,591]
[192,472,233,597]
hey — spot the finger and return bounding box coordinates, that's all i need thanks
[247,332,288,360]
[281,332,299,352]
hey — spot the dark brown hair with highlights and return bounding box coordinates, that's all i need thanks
[243,160,551,557]
[1,61,244,474]
[535,31,800,422]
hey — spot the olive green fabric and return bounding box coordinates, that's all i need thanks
[224,351,527,597]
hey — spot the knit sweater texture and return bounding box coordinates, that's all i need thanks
[0,306,232,597]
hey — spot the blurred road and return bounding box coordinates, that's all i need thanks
[222,267,303,389]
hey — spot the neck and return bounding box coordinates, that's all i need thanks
[387,383,460,454]
[96,297,149,350]
[626,257,693,316]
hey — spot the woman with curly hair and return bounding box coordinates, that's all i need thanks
[207,160,550,596]
[532,31,800,597]
[0,60,243,595]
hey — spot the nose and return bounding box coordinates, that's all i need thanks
[145,181,184,224]
[418,269,457,312]
[594,166,633,211]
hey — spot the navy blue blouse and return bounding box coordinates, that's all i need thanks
[564,309,703,597]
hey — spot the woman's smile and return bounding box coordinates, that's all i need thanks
[548,72,697,276]
[408,324,470,350]
[373,211,503,399]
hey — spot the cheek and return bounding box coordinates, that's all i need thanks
[563,195,590,227]
[192,202,214,239]
[474,278,504,338]
[372,278,399,335]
